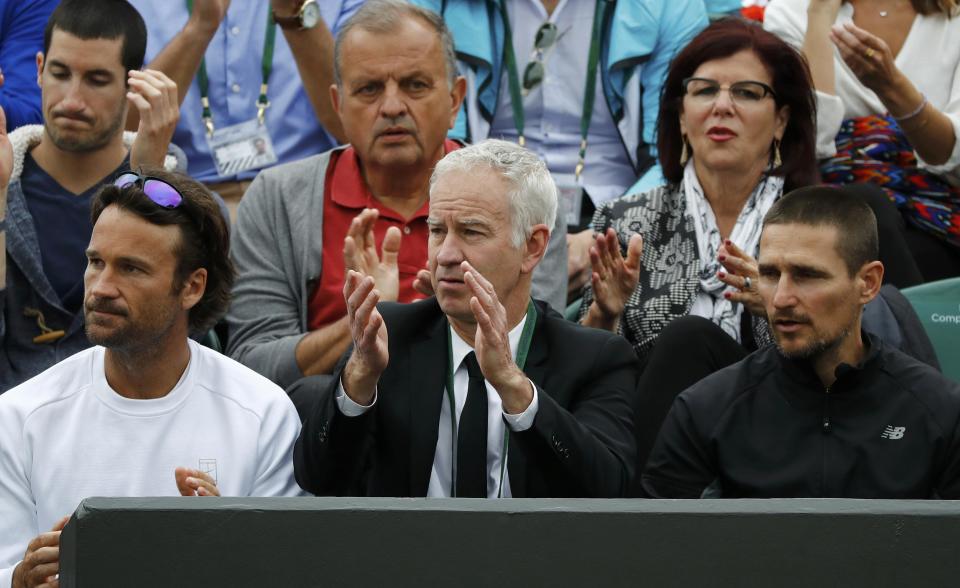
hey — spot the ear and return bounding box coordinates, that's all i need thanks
[178,267,207,312]
[678,110,687,137]
[448,76,467,130]
[856,260,884,305]
[36,52,44,87]
[330,83,341,116]
[774,104,791,141]
[520,224,550,275]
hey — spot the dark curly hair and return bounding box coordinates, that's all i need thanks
[90,168,235,334]
[657,18,819,192]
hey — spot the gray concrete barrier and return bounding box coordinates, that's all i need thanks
[60,497,960,587]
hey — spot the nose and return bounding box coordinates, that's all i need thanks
[61,79,87,110]
[710,88,736,114]
[434,232,464,268]
[770,274,797,310]
[379,82,408,120]
[84,264,119,301]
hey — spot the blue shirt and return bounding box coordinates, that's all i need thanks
[129,0,364,183]
[20,153,129,314]
[0,0,59,131]
[488,0,637,206]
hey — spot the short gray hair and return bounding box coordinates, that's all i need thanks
[430,139,558,248]
[333,0,458,88]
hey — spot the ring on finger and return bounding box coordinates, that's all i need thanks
[743,276,752,290]
[865,48,876,59]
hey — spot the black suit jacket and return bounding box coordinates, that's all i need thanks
[294,298,638,497]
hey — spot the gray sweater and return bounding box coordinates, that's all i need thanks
[226,148,568,388]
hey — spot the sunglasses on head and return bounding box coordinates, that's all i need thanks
[113,172,183,208]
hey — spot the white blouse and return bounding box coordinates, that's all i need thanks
[764,0,960,181]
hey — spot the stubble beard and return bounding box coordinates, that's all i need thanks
[775,322,852,364]
[45,102,125,153]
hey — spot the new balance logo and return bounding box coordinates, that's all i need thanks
[881,426,906,440]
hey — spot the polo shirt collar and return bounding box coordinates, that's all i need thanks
[330,140,461,212]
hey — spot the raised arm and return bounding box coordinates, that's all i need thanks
[830,22,957,167]
[124,0,229,130]
[268,0,360,143]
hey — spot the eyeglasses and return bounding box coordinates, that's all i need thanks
[522,22,560,94]
[113,172,183,208]
[682,77,777,107]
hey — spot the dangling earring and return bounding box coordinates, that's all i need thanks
[772,139,782,168]
[680,136,690,166]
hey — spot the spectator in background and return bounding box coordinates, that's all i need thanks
[0,169,302,588]
[411,0,708,302]
[0,0,59,131]
[1,0,179,392]
[226,0,568,407]
[642,186,960,499]
[765,0,960,281]
[127,0,364,219]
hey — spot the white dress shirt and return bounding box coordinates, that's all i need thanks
[488,0,637,205]
[336,316,539,498]
[764,0,960,179]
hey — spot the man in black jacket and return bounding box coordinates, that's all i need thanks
[294,139,637,498]
[643,186,960,499]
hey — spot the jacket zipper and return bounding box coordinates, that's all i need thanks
[822,385,831,496]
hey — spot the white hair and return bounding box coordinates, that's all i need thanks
[430,139,557,247]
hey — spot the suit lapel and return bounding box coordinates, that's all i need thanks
[407,304,448,496]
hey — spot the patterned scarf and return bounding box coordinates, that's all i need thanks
[820,114,960,248]
[683,161,783,342]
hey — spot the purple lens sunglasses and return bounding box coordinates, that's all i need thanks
[113,172,183,208]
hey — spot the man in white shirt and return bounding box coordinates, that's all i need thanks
[294,140,637,498]
[0,168,302,588]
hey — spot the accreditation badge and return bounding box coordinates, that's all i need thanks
[553,173,585,228]
[206,118,278,177]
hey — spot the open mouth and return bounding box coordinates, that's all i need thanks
[706,126,737,141]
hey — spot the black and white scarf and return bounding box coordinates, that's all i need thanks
[683,161,783,342]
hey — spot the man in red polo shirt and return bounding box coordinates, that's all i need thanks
[227,2,567,410]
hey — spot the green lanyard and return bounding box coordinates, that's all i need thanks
[186,0,278,135]
[445,299,538,498]
[497,0,609,180]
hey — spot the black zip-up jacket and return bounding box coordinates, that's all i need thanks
[642,332,960,499]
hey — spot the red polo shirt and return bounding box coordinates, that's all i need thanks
[307,141,460,330]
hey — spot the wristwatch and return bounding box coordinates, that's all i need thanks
[273,0,321,30]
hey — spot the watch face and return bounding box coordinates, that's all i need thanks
[302,2,321,28]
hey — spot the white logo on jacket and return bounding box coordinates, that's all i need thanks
[881,426,906,440]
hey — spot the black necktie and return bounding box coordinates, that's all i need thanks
[456,351,488,498]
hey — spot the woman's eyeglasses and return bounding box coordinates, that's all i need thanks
[682,77,777,107]
[522,22,560,94]
[113,172,183,208]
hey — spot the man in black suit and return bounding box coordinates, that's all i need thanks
[294,139,637,498]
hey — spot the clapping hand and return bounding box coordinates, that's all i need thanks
[1,103,12,204]
[717,239,765,319]
[343,209,402,302]
[830,22,901,95]
[462,261,532,414]
[583,228,642,332]
[341,270,389,406]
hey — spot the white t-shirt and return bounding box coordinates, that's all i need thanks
[764,0,960,180]
[0,340,303,586]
